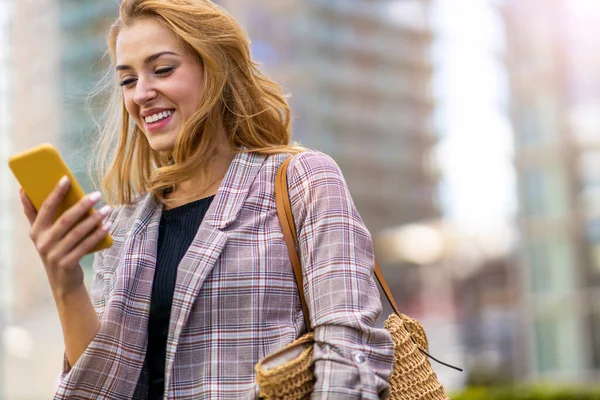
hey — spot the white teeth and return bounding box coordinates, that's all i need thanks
[145,110,173,124]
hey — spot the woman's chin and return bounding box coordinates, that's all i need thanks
[147,137,177,153]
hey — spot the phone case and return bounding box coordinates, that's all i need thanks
[8,143,113,253]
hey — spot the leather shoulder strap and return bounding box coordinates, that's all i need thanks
[275,156,312,331]
[275,156,403,325]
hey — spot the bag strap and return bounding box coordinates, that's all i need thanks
[275,155,463,372]
[275,156,402,327]
[276,156,313,331]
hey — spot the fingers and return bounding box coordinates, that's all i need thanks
[56,222,113,268]
[50,191,102,241]
[19,189,37,225]
[32,176,71,232]
[51,204,112,257]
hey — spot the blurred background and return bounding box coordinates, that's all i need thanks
[1,0,600,398]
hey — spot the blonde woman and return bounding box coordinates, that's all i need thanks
[19,0,394,398]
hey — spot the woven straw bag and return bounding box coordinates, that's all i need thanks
[255,156,460,399]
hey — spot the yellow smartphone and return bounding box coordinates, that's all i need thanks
[8,143,113,253]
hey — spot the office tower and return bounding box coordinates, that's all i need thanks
[217,0,439,236]
[505,0,600,382]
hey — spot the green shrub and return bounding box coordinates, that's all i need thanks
[451,386,600,400]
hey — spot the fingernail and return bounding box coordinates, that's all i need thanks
[88,191,102,203]
[98,205,111,217]
[101,221,112,232]
[59,176,69,187]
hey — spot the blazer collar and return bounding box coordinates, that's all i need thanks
[203,150,268,230]
[129,150,267,235]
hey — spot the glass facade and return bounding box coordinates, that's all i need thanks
[58,1,118,270]
[507,0,600,379]
[521,165,569,218]
[534,312,580,373]
[319,0,434,226]
[589,311,600,369]
[534,316,559,372]
[586,220,600,287]
[217,0,437,233]
[527,234,576,295]
[59,1,117,193]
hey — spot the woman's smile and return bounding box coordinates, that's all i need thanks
[142,109,175,133]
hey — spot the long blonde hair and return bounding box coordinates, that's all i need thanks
[89,0,303,206]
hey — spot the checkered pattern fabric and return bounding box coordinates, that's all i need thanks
[55,150,394,399]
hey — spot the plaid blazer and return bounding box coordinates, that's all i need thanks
[55,150,394,399]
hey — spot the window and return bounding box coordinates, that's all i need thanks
[580,150,600,190]
[517,94,560,148]
[527,234,575,295]
[528,242,551,293]
[534,317,559,372]
[518,105,543,147]
[590,310,600,369]
[522,169,545,216]
[521,165,569,218]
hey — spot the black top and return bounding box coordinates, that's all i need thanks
[146,195,215,400]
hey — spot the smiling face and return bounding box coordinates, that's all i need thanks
[115,18,205,152]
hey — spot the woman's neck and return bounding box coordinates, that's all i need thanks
[163,147,236,210]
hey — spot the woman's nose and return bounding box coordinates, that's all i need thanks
[133,78,158,105]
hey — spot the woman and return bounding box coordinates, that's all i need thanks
[19,0,394,398]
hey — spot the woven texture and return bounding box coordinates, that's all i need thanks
[255,333,315,399]
[384,313,448,400]
[255,314,448,400]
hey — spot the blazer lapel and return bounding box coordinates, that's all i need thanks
[56,194,162,399]
[103,194,161,397]
[163,151,268,391]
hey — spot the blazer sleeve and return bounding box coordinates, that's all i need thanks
[287,151,395,399]
[60,209,116,378]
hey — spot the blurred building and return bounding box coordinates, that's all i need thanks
[5,0,114,316]
[3,1,62,398]
[3,1,117,398]
[504,0,600,383]
[60,1,117,192]
[216,0,439,235]
[0,0,14,395]
[6,0,115,314]
[459,255,518,385]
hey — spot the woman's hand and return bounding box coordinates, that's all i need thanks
[19,176,112,298]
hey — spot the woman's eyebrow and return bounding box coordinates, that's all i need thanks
[116,51,180,71]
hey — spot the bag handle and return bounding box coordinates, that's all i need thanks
[275,156,463,372]
[275,156,402,328]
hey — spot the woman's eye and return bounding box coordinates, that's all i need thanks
[155,66,174,75]
[119,78,136,87]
